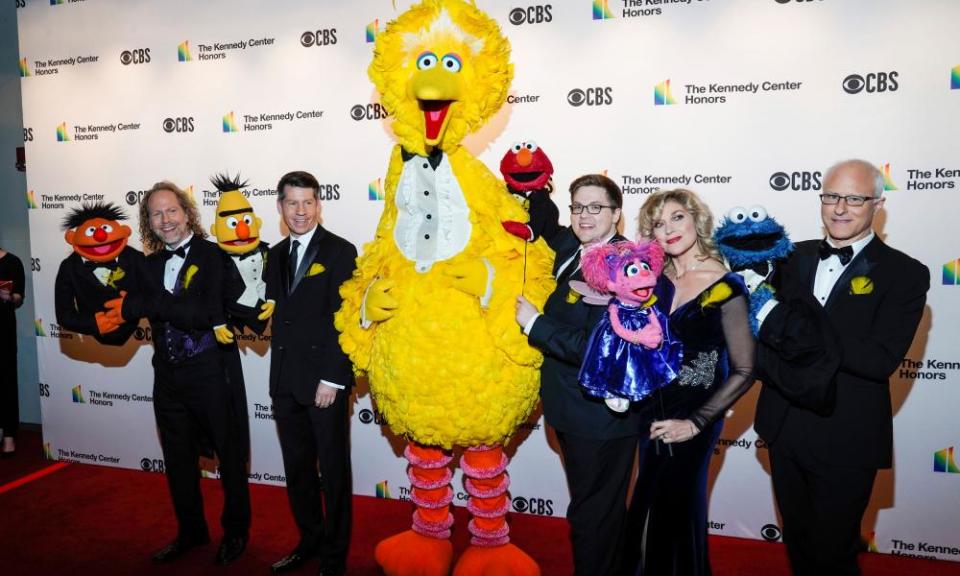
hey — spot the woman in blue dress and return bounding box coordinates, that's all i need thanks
[621,189,756,576]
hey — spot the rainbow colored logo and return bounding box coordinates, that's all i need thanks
[655,80,677,106]
[952,65,960,90]
[34,319,46,337]
[879,163,897,191]
[27,190,38,210]
[934,446,960,473]
[19,58,31,78]
[368,178,384,201]
[944,258,960,286]
[56,122,70,142]
[375,481,392,498]
[43,443,55,460]
[366,19,379,43]
[50,0,65,5]
[593,0,614,20]
[72,385,85,404]
[222,112,238,133]
[178,41,192,62]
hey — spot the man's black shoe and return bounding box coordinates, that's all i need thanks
[215,535,248,566]
[151,536,209,563]
[271,551,310,574]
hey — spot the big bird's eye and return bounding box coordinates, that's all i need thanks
[416,52,437,70]
[747,206,768,222]
[512,142,522,153]
[242,214,253,226]
[727,207,747,224]
[84,226,97,237]
[226,217,239,229]
[524,141,538,152]
[100,224,114,234]
[441,53,462,73]
[624,263,640,277]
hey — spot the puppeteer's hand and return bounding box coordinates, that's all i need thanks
[314,383,337,409]
[501,221,534,242]
[650,419,700,444]
[515,295,538,327]
[214,324,235,344]
[95,311,120,335]
[103,290,127,323]
[258,300,276,321]
[443,259,490,300]
[364,279,399,323]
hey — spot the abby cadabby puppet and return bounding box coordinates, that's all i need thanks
[574,240,683,412]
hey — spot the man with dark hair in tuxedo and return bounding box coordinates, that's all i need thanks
[265,170,357,576]
[755,159,929,576]
[105,181,251,566]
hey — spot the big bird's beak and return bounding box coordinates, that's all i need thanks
[412,68,462,146]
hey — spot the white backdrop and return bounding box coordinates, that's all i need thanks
[17,0,960,562]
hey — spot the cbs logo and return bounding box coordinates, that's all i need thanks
[15,0,25,8]
[317,184,340,201]
[350,103,389,121]
[126,191,146,206]
[300,29,338,47]
[38,382,50,398]
[769,171,822,191]
[761,524,782,542]
[359,409,375,424]
[141,458,165,473]
[24,127,34,142]
[843,72,899,95]
[162,117,195,133]
[134,326,153,341]
[509,5,552,25]
[567,87,614,107]
[512,496,554,516]
[120,48,151,65]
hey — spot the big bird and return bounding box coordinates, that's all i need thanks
[334,1,554,575]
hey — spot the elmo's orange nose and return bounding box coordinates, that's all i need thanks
[516,148,533,167]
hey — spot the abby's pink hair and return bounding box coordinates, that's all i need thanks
[581,240,665,293]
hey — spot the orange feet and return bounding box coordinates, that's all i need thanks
[453,543,541,576]
[375,529,454,576]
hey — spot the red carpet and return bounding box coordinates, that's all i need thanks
[1,429,958,575]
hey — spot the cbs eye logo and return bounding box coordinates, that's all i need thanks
[843,72,898,94]
[120,48,151,65]
[509,5,553,25]
[300,29,338,47]
[359,409,374,424]
[162,117,195,133]
[769,171,822,191]
[760,524,782,542]
[567,87,614,107]
[350,103,389,121]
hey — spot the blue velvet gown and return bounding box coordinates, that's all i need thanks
[622,273,755,576]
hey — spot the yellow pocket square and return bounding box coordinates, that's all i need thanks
[849,276,874,295]
[183,264,199,290]
[566,289,582,304]
[106,266,126,290]
[306,263,326,277]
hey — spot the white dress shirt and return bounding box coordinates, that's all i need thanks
[813,231,874,305]
[163,234,193,293]
[288,224,318,277]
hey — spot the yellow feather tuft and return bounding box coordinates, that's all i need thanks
[699,281,733,309]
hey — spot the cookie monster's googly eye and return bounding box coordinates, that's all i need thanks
[441,53,462,73]
[727,207,747,224]
[525,141,538,152]
[84,226,97,237]
[512,142,522,153]
[100,224,114,234]
[416,52,437,70]
[226,217,239,230]
[242,214,253,226]
[748,206,768,223]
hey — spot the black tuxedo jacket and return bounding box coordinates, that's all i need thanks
[122,236,227,343]
[54,247,145,346]
[222,242,270,334]
[755,236,929,469]
[265,226,357,406]
[528,229,642,440]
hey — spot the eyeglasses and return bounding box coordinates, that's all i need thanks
[819,193,879,207]
[570,204,616,215]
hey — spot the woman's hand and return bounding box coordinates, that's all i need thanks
[515,295,538,328]
[650,419,700,444]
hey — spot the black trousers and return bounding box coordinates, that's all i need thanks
[273,390,352,567]
[556,431,638,576]
[0,345,18,439]
[770,437,876,576]
[153,350,251,541]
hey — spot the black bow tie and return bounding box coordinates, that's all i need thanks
[401,147,444,170]
[84,259,118,271]
[818,241,854,266]
[161,240,191,262]
[235,249,261,262]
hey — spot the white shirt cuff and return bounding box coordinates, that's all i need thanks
[756,298,779,327]
[320,379,345,390]
[523,313,541,336]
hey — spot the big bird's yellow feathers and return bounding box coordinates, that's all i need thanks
[334,0,554,450]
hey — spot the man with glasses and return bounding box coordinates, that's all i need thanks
[754,159,929,575]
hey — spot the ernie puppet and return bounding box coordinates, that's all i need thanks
[55,201,144,345]
[335,1,554,574]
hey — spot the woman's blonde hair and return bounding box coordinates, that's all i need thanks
[637,188,722,273]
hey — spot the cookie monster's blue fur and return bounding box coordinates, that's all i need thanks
[714,208,793,335]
